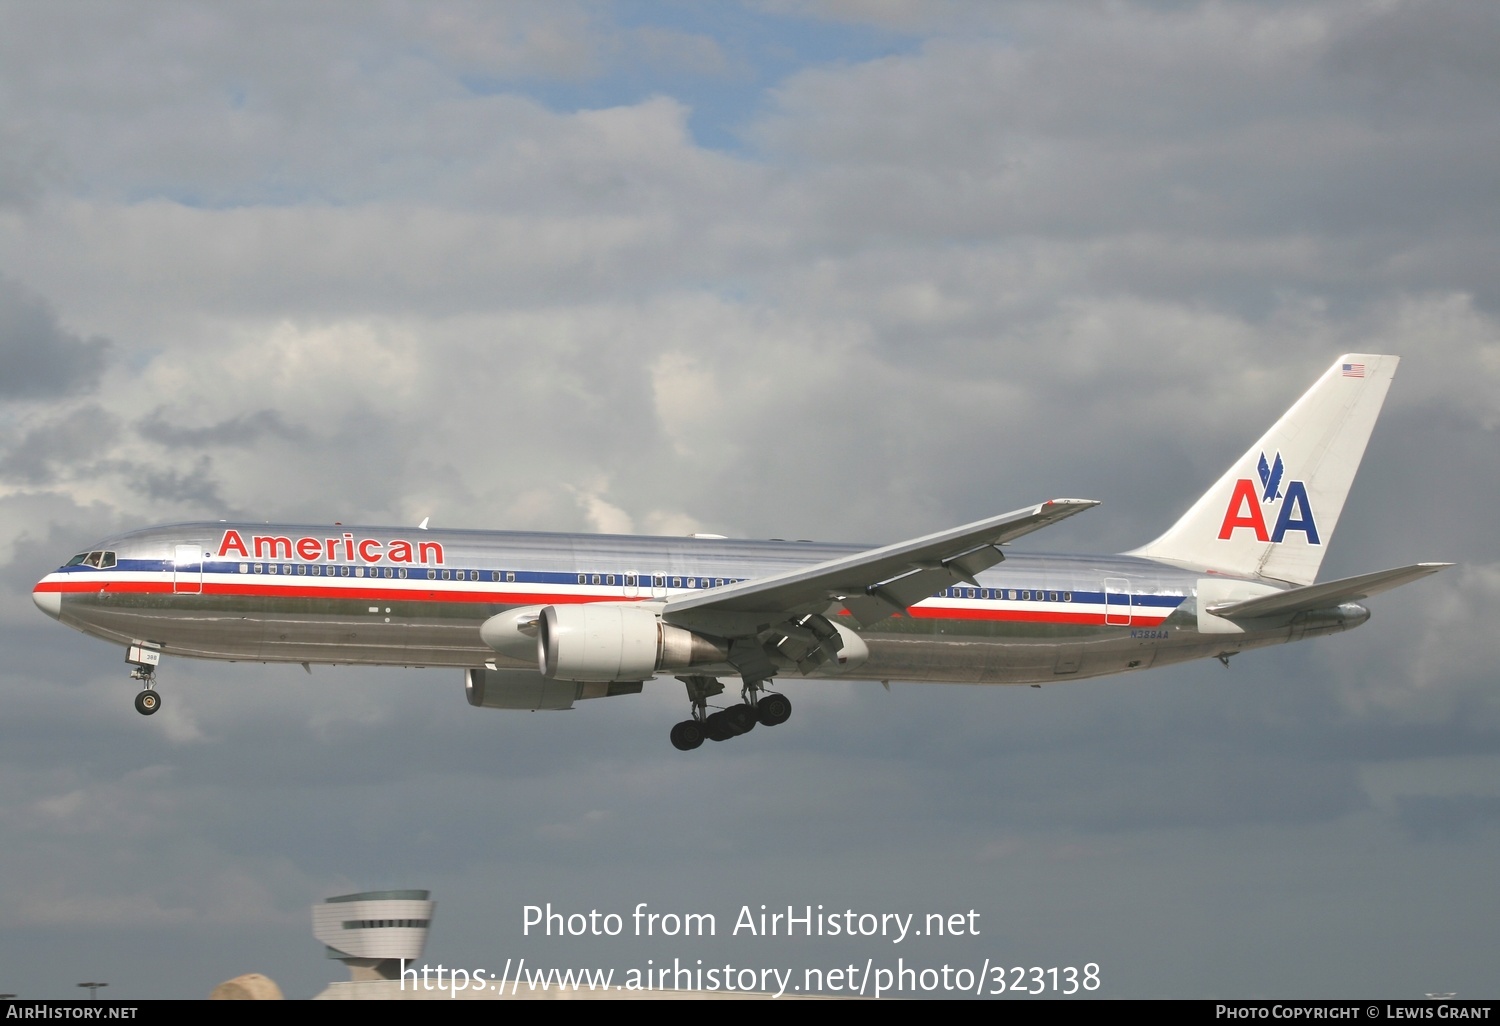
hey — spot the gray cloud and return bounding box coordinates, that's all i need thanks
[0,278,109,399]
[0,404,120,484]
[1395,794,1500,843]
[136,408,305,449]
[0,124,59,208]
[120,455,228,512]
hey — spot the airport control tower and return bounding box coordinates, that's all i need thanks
[312,890,435,981]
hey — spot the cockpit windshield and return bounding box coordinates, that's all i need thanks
[65,550,116,569]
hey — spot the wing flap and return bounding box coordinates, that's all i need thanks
[1206,562,1452,619]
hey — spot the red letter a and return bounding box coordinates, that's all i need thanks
[1217,479,1269,541]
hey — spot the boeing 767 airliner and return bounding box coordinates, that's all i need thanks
[33,354,1448,750]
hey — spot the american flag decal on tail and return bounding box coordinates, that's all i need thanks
[1342,363,1365,378]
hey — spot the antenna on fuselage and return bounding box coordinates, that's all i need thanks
[418,517,429,530]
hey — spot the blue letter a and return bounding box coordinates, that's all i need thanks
[1271,480,1320,544]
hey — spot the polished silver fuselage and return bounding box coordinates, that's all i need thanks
[34,521,1368,686]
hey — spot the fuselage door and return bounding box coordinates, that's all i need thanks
[1104,578,1131,625]
[173,545,204,595]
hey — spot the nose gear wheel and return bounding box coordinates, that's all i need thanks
[130,660,160,716]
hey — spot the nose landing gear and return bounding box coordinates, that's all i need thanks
[127,642,162,716]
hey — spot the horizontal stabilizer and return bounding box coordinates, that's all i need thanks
[1206,563,1452,619]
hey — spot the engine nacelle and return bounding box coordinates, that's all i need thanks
[538,603,728,682]
[465,667,643,711]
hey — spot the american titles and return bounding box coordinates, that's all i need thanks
[217,529,444,565]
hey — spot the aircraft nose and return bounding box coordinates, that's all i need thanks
[33,585,61,619]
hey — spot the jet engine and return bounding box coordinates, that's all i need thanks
[537,603,729,681]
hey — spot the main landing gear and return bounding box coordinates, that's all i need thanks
[669,676,792,751]
[130,661,160,716]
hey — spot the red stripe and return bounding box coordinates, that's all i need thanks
[38,579,590,605]
[37,579,1172,626]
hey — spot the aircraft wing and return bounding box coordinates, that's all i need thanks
[1205,562,1452,620]
[663,498,1099,638]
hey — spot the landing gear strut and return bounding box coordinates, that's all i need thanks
[669,676,792,751]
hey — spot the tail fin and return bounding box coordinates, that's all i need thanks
[1128,354,1398,585]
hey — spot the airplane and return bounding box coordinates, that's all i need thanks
[32,353,1449,751]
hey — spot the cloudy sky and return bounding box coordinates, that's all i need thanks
[2,0,1498,1000]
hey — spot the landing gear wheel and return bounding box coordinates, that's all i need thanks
[669,720,704,751]
[757,692,791,726]
[724,703,757,735]
[134,690,161,716]
[704,711,735,741]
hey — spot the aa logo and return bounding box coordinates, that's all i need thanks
[1218,451,1320,544]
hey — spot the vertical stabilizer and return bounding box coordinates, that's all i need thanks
[1128,354,1398,586]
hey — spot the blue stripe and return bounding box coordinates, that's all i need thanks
[59,559,1189,610]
